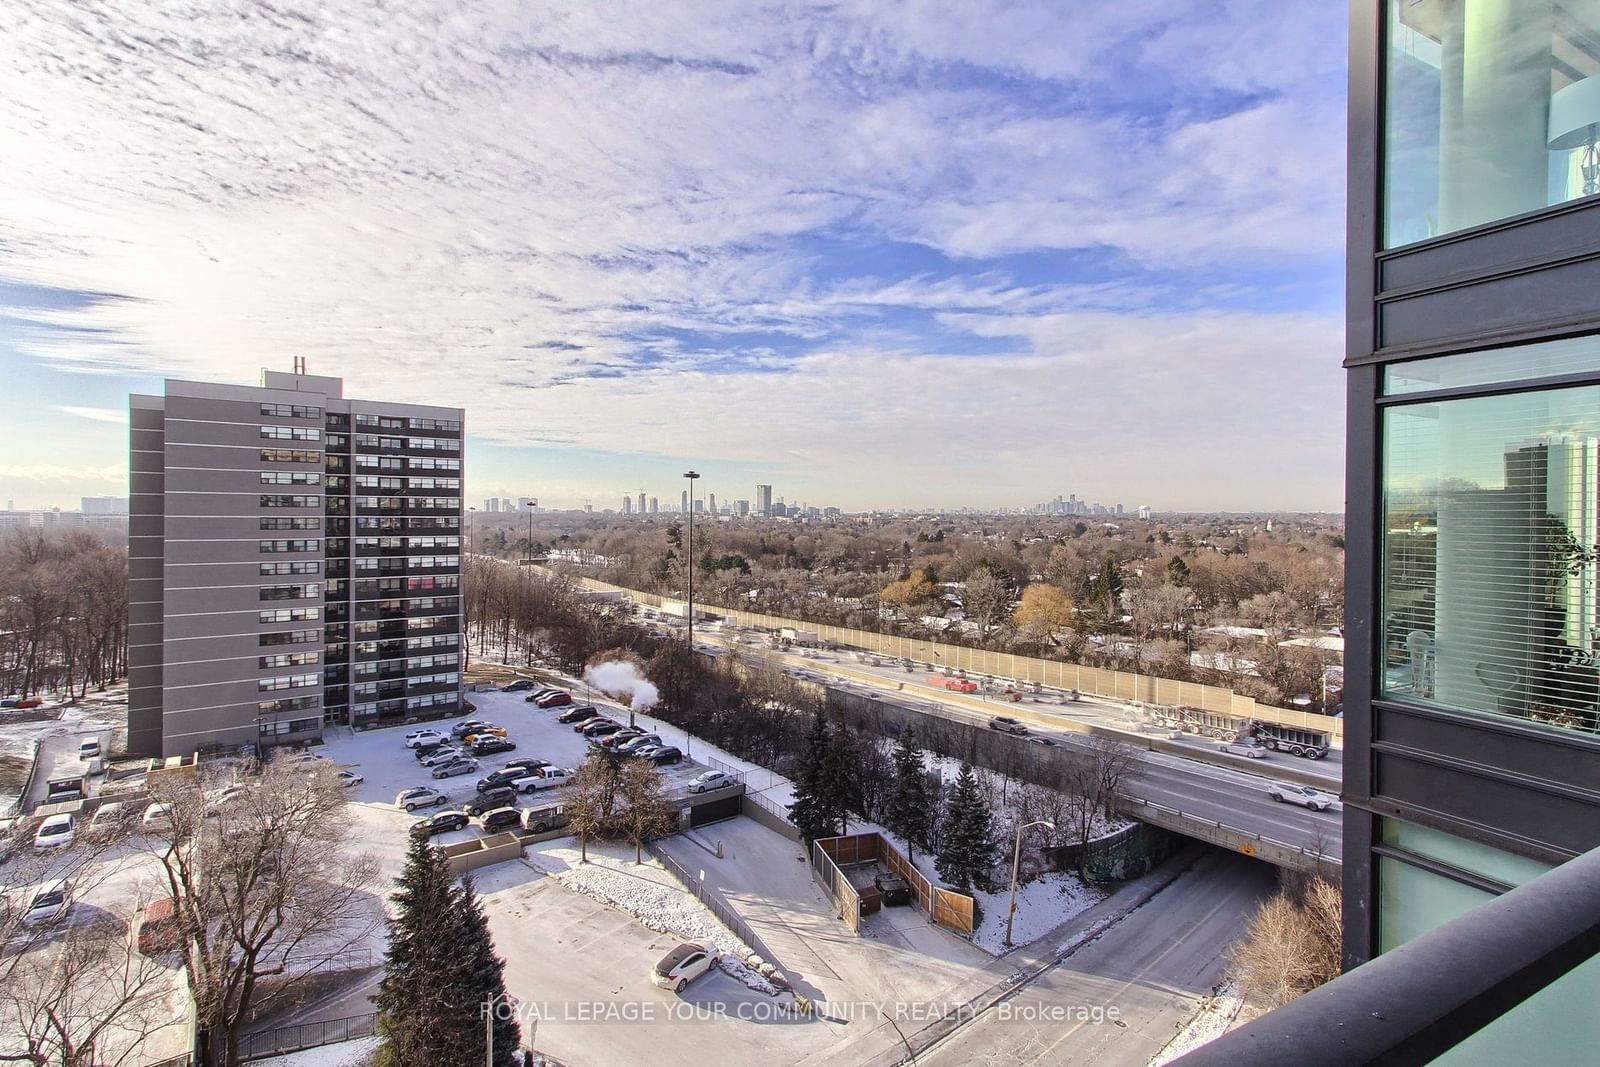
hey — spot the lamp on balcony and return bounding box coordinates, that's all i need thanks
[1549,75,1600,198]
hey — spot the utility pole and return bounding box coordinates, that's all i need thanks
[683,471,700,647]
[1005,819,1054,947]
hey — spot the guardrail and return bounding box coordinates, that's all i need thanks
[1119,794,1339,871]
[238,1012,377,1061]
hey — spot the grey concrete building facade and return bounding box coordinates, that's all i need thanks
[128,370,464,757]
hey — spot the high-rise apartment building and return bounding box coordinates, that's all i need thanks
[82,496,129,514]
[756,484,772,516]
[518,496,534,511]
[1342,0,1600,1032]
[707,493,716,515]
[735,500,749,516]
[127,370,464,758]
[649,496,658,514]
[680,489,688,513]
[638,491,647,514]
[484,497,499,513]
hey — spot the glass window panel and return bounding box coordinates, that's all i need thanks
[1435,954,1600,1064]
[1384,335,1600,396]
[1380,819,1553,887]
[1381,383,1600,736]
[1384,0,1600,248]
[1377,855,1495,952]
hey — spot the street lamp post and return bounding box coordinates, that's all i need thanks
[1004,819,1055,947]
[683,471,699,648]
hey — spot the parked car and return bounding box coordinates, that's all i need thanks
[410,810,470,838]
[44,776,85,803]
[1218,740,1268,759]
[514,767,574,792]
[524,687,563,704]
[413,740,456,760]
[502,679,537,692]
[462,727,509,743]
[651,942,715,993]
[614,733,662,755]
[420,748,465,769]
[557,705,601,725]
[579,719,624,737]
[499,758,551,778]
[478,768,536,792]
[77,737,101,760]
[336,769,364,788]
[874,871,912,906]
[534,691,574,708]
[1028,736,1060,747]
[22,878,71,927]
[471,736,517,756]
[477,807,523,833]
[140,803,173,834]
[988,717,1028,736]
[34,813,75,850]
[1267,783,1335,810]
[466,787,518,816]
[87,801,133,840]
[395,786,449,812]
[431,757,479,780]
[450,719,491,739]
[404,728,450,749]
[640,746,682,766]
[595,728,645,750]
[521,804,569,833]
[686,770,732,794]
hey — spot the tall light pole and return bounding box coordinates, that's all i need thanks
[683,471,700,647]
[1004,819,1054,947]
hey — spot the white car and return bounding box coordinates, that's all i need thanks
[514,767,574,792]
[1267,783,1336,811]
[1217,741,1268,759]
[404,729,449,749]
[420,748,464,769]
[22,878,71,926]
[34,813,75,850]
[141,803,173,833]
[336,769,364,788]
[77,737,101,760]
[395,786,448,811]
[651,942,715,993]
[686,770,732,794]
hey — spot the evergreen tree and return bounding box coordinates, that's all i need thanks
[788,709,835,844]
[1166,555,1190,586]
[935,765,998,891]
[884,726,931,861]
[821,719,864,837]
[454,876,520,1067]
[1091,550,1125,616]
[374,834,461,1067]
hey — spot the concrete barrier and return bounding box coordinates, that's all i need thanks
[437,831,523,874]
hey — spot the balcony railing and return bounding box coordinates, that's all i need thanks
[1176,845,1600,1065]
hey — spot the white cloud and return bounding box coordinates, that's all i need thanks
[0,1,1347,509]
[55,405,127,424]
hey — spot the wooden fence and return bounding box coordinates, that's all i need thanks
[816,832,976,935]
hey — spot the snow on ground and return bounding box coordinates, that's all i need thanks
[250,1035,379,1066]
[1148,979,1245,1065]
[521,839,779,995]
[966,869,1106,955]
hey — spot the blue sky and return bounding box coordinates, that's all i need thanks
[0,1,1348,512]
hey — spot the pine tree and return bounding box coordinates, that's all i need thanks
[884,726,931,861]
[454,876,520,1067]
[822,719,864,837]
[935,765,998,892]
[374,834,461,1067]
[788,709,835,844]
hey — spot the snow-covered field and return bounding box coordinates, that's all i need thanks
[251,1035,379,1066]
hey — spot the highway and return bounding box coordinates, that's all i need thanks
[923,850,1277,1067]
[683,626,1343,864]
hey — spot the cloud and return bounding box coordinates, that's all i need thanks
[0,1,1347,509]
[55,405,127,424]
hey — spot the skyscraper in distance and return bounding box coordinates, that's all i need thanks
[756,484,772,516]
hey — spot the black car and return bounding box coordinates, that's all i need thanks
[502,679,537,692]
[557,705,601,725]
[478,808,523,833]
[1028,736,1059,747]
[988,717,1029,736]
[579,719,623,737]
[466,787,518,816]
[450,719,490,740]
[410,810,469,839]
[471,736,517,756]
[413,740,455,760]
[500,757,551,778]
[645,745,683,766]
[874,872,912,906]
[477,768,533,792]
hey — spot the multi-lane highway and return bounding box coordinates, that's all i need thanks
[682,625,1343,866]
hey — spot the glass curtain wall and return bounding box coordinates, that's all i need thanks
[1385,0,1600,246]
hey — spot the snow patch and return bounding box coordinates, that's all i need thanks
[1148,978,1245,1065]
[249,1035,380,1067]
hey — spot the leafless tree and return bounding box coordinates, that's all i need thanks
[1060,737,1141,878]
[616,759,677,864]
[144,760,380,1067]
[565,754,625,863]
[1227,874,1342,1009]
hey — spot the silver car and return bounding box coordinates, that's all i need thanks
[1267,783,1335,811]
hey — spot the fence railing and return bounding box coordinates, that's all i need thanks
[702,754,746,783]
[238,1012,377,1061]
[647,840,787,976]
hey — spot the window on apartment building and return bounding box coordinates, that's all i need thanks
[259,561,320,576]
[257,715,320,736]
[260,425,321,441]
[1384,0,1600,246]
[261,448,323,463]
[258,673,319,692]
[259,629,319,647]
[260,403,322,419]
[1381,339,1600,738]
[261,471,321,486]
[259,652,320,669]
[260,495,321,508]
[260,584,320,601]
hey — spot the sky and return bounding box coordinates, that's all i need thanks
[0,1,1348,513]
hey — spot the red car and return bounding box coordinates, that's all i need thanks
[535,691,574,708]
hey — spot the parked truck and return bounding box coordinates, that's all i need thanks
[1146,705,1332,759]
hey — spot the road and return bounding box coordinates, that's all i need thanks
[923,850,1277,1067]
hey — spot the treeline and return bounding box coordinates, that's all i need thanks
[0,529,127,698]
